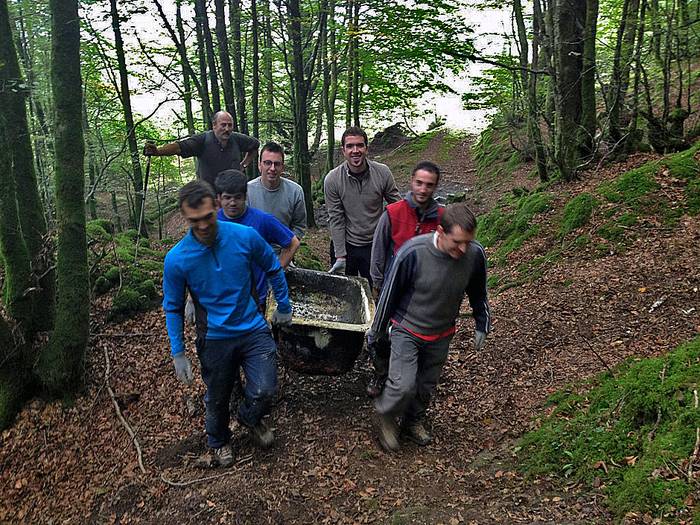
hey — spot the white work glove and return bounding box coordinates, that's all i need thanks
[172,353,194,384]
[474,330,487,351]
[329,258,346,275]
[184,297,195,324]
[272,309,293,326]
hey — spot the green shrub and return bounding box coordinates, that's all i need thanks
[295,242,324,271]
[87,218,115,234]
[110,287,144,318]
[86,222,111,242]
[559,193,598,237]
[135,279,158,300]
[93,276,112,295]
[104,266,121,284]
[686,179,700,215]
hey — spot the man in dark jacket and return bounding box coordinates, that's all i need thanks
[367,203,490,452]
[366,161,444,398]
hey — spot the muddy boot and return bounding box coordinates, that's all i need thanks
[402,420,432,446]
[374,413,400,452]
[196,443,234,468]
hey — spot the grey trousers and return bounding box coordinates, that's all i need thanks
[374,324,453,423]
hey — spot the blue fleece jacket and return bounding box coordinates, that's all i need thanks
[162,221,291,356]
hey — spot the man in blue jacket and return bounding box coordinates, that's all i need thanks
[163,180,292,467]
[215,169,300,308]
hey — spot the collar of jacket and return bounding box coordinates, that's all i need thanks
[405,191,440,219]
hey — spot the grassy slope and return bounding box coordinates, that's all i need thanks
[475,140,700,522]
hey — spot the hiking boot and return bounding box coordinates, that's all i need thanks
[374,413,400,452]
[366,374,386,398]
[196,443,234,468]
[249,419,275,449]
[402,420,432,446]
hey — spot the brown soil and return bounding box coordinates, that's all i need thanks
[2,135,699,524]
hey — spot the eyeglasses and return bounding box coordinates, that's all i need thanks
[262,160,283,168]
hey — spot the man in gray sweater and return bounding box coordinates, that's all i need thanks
[248,142,307,239]
[367,203,490,452]
[323,127,400,283]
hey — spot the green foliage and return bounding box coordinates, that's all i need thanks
[85,221,111,242]
[472,125,521,180]
[598,165,660,206]
[519,337,700,519]
[110,287,144,318]
[559,193,598,237]
[477,189,553,264]
[295,241,324,271]
[93,276,112,295]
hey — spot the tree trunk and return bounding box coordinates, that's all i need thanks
[230,0,248,134]
[109,0,146,234]
[579,0,598,156]
[193,0,213,126]
[608,0,640,144]
[0,0,53,326]
[176,0,196,134]
[82,101,98,220]
[288,0,316,227]
[351,0,360,126]
[553,0,585,180]
[251,0,260,139]
[36,0,89,395]
[345,0,354,129]
[198,0,221,113]
[530,0,548,181]
[322,0,338,173]
[263,0,276,138]
[214,0,236,121]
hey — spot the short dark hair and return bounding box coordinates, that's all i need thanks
[179,180,216,209]
[260,141,285,161]
[341,126,368,147]
[412,160,441,183]
[441,203,477,234]
[215,169,247,196]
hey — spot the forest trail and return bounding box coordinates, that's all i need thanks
[2,137,699,524]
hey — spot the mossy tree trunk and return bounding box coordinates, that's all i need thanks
[552,0,585,180]
[579,0,599,157]
[0,0,54,328]
[0,1,36,427]
[36,0,89,394]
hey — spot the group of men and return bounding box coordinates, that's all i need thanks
[153,112,491,465]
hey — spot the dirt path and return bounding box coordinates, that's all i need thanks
[4,139,698,523]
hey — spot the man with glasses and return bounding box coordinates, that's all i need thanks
[247,142,307,239]
[367,203,491,452]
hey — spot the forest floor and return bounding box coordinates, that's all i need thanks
[2,131,700,524]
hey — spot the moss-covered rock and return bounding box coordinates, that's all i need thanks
[559,193,598,237]
[110,287,144,318]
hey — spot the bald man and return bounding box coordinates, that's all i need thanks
[144,111,259,187]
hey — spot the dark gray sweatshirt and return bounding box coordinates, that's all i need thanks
[372,233,490,337]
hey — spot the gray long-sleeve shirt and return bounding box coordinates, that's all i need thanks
[323,160,400,258]
[247,176,307,238]
[372,233,490,338]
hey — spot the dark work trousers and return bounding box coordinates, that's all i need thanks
[329,241,373,288]
[196,328,278,449]
[374,324,453,424]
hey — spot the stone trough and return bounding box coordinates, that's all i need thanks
[266,267,375,375]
